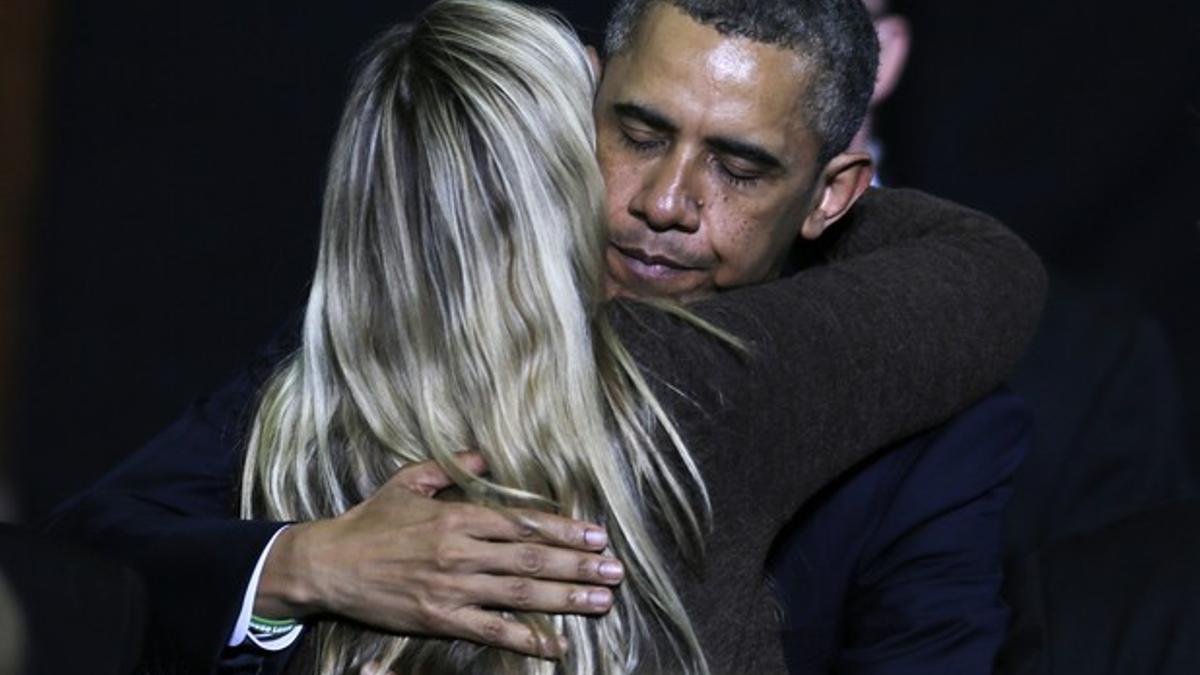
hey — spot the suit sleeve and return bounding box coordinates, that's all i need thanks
[836,392,1030,675]
[40,318,301,674]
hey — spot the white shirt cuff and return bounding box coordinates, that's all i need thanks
[227,525,304,651]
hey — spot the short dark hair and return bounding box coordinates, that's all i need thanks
[604,0,879,164]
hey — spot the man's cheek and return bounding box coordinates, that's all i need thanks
[711,252,764,290]
[604,193,639,240]
[599,158,645,218]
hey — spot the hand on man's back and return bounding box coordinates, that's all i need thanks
[252,452,625,657]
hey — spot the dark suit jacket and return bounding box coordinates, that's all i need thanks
[769,389,1029,674]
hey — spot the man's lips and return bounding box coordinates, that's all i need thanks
[607,243,709,291]
[610,243,699,271]
[605,243,717,300]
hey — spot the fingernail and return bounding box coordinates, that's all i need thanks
[585,529,607,547]
[588,589,612,608]
[598,560,623,580]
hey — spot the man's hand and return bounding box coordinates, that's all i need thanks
[254,453,623,657]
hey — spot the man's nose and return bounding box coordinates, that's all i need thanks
[629,152,703,233]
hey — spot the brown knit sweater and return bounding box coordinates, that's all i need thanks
[608,187,1046,673]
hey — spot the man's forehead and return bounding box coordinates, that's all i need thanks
[601,4,813,156]
[617,4,809,82]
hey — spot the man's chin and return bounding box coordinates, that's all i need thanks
[604,274,714,305]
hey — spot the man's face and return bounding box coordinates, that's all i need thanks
[595,4,824,302]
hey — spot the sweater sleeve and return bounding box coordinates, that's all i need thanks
[608,187,1046,528]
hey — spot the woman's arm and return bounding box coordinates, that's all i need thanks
[610,187,1046,520]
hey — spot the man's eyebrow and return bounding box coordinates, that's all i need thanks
[613,102,678,133]
[706,136,784,171]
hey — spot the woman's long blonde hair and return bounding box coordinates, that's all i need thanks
[240,0,722,672]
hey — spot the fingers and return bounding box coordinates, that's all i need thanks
[458,540,624,586]
[391,452,489,497]
[462,505,610,553]
[445,606,568,659]
[389,461,609,556]
[462,573,615,615]
[450,451,489,478]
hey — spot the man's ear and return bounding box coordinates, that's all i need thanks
[585,45,603,83]
[799,152,874,241]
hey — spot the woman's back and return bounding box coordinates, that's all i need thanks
[245,1,723,671]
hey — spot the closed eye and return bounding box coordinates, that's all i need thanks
[713,158,763,188]
[621,133,663,153]
[618,122,667,154]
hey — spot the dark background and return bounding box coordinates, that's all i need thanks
[3,1,1198,521]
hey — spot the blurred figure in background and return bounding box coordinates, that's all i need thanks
[852,0,1193,560]
[850,0,908,177]
[842,2,1200,674]
[880,1,1200,469]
